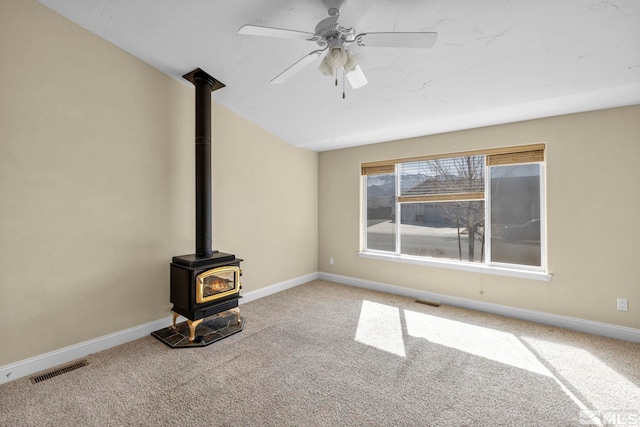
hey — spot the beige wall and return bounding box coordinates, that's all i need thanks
[319,105,640,329]
[0,0,317,366]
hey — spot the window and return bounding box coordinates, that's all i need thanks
[489,163,542,267]
[361,144,546,276]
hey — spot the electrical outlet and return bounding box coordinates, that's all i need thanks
[617,298,628,312]
[329,257,334,266]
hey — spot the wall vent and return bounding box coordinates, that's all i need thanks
[30,360,88,384]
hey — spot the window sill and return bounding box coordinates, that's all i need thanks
[357,252,552,282]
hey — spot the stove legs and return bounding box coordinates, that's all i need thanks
[187,318,204,342]
[172,312,203,342]
[172,312,180,329]
[171,308,242,343]
[229,307,241,325]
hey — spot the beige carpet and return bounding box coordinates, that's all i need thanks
[1,280,638,426]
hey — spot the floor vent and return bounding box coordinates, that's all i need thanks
[415,299,441,307]
[30,360,88,384]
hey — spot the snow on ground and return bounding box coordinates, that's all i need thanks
[367,220,460,236]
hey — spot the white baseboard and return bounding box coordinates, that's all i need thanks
[240,272,319,304]
[0,316,174,385]
[0,273,318,386]
[318,272,640,344]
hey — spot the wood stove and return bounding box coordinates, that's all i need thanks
[152,68,244,348]
[169,252,243,343]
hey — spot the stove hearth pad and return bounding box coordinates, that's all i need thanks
[152,310,244,348]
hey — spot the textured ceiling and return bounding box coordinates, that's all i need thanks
[37,0,640,151]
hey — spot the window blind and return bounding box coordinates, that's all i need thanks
[361,164,395,175]
[361,143,545,175]
[486,149,544,166]
[398,156,485,203]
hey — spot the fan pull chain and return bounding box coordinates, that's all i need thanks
[342,69,346,99]
[334,68,338,86]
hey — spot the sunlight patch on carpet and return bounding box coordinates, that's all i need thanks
[352,299,637,419]
[403,309,552,377]
[355,300,406,357]
[521,336,640,411]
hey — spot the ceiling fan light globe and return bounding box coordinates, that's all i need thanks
[319,58,333,76]
[326,46,348,68]
[344,51,358,73]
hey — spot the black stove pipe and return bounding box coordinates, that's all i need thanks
[182,69,226,258]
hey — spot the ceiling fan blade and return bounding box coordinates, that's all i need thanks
[356,32,438,49]
[270,50,325,84]
[337,0,369,28]
[239,24,315,41]
[345,64,368,89]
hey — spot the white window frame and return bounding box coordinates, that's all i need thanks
[359,146,552,282]
[485,162,547,273]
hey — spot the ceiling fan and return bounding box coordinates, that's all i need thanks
[238,0,438,94]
